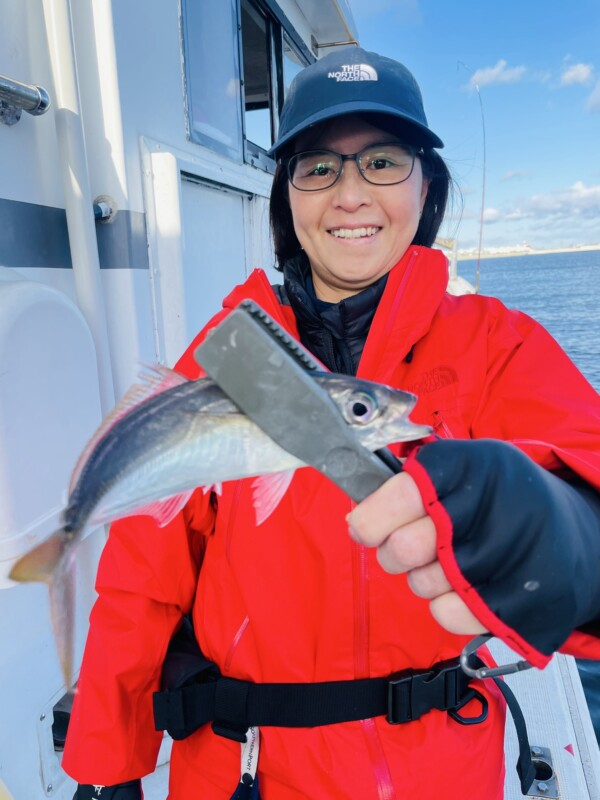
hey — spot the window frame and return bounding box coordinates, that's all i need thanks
[181,0,313,171]
[180,0,245,162]
[239,0,313,172]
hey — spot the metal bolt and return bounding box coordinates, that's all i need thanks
[0,100,22,125]
[531,746,542,755]
[537,782,549,794]
[46,785,53,794]
[40,713,46,721]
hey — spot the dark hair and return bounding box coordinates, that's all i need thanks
[269,145,452,271]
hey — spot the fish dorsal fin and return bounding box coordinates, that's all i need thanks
[251,470,295,525]
[69,364,189,493]
[202,482,223,496]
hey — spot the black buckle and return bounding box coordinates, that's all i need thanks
[386,659,469,725]
[448,688,488,725]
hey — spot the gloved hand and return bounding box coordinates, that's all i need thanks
[348,438,600,668]
[73,780,142,800]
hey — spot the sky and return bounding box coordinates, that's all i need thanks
[346,0,600,252]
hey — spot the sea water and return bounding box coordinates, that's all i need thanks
[459,248,600,743]
[459,249,600,390]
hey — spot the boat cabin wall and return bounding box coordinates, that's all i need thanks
[1,0,357,400]
[0,1,64,208]
[0,2,355,796]
[0,0,356,556]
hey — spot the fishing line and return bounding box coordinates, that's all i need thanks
[458,60,487,293]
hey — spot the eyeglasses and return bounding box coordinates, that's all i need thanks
[283,142,422,192]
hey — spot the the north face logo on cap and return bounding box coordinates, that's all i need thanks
[327,64,378,82]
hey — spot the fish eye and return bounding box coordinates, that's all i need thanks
[344,391,379,424]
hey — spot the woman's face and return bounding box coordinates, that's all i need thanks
[288,115,429,302]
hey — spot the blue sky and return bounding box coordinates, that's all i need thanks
[347,0,600,251]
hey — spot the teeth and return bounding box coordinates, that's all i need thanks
[330,227,380,239]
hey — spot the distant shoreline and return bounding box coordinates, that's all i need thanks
[457,245,600,262]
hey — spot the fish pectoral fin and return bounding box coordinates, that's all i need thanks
[251,470,295,526]
[133,490,195,527]
[8,529,67,584]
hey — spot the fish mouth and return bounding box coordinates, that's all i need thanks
[328,226,381,240]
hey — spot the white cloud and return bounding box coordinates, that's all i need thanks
[530,181,600,216]
[470,60,526,89]
[481,207,529,225]
[560,63,594,86]
[587,80,600,112]
[459,190,600,248]
[483,182,600,227]
[504,208,531,221]
[482,208,501,222]
[501,170,529,182]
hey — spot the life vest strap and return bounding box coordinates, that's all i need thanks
[153,651,536,795]
[153,656,480,740]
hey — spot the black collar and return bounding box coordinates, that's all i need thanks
[280,253,388,374]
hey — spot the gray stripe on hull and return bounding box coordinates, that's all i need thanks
[0,198,149,269]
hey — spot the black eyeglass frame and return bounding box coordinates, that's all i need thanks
[282,142,424,192]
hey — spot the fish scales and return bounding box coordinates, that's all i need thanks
[70,380,301,531]
[9,367,430,687]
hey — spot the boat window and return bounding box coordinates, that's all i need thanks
[181,0,244,162]
[241,0,311,170]
[241,0,272,153]
[182,0,310,169]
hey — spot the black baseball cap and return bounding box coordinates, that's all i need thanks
[269,47,443,158]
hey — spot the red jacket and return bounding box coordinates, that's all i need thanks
[63,247,600,799]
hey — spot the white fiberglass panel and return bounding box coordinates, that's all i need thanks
[180,176,249,343]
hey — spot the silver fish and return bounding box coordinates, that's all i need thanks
[9,365,430,687]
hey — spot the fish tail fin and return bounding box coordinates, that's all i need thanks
[8,528,68,584]
[9,530,76,690]
[0,777,15,800]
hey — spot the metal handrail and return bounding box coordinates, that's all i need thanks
[0,73,51,119]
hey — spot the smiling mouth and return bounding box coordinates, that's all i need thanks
[329,226,381,239]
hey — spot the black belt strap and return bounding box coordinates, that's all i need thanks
[154,654,536,796]
[154,657,475,742]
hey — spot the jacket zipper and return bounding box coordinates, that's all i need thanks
[350,255,423,800]
[353,531,396,799]
[223,483,249,672]
[225,482,244,563]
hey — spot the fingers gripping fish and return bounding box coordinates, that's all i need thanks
[9,363,429,687]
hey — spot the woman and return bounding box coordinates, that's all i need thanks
[65,48,600,800]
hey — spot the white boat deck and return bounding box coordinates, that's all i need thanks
[491,643,600,799]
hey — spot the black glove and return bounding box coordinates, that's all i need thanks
[404,438,600,665]
[74,781,142,800]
